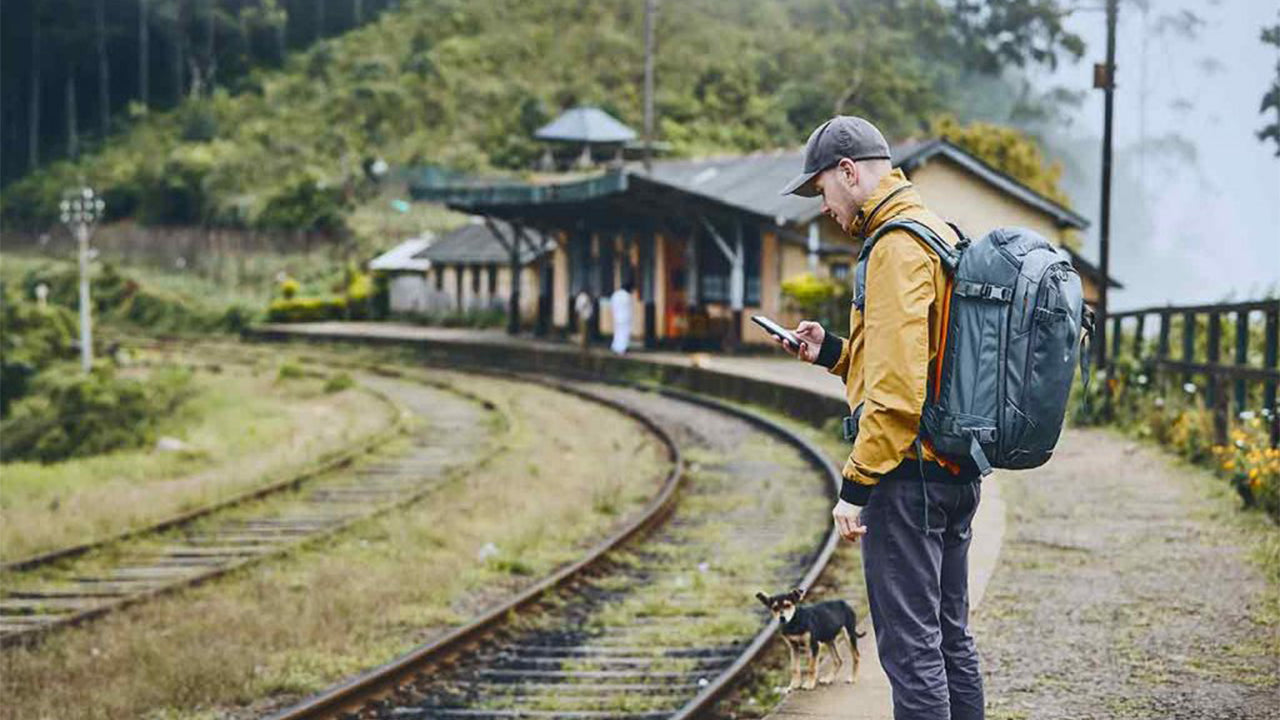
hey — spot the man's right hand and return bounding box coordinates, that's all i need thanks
[771,320,825,363]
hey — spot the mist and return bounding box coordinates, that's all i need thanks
[1019,0,1280,310]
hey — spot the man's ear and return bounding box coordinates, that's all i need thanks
[756,592,771,607]
[838,157,858,190]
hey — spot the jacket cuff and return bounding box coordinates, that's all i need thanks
[814,329,844,369]
[839,477,875,505]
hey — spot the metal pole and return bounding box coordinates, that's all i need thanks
[1095,0,1117,368]
[77,222,93,373]
[642,0,657,173]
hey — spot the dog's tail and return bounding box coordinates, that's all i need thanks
[843,604,866,641]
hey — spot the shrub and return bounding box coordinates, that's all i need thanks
[266,296,348,323]
[17,261,249,334]
[276,362,307,381]
[0,282,79,416]
[781,273,851,328]
[0,364,194,464]
[323,372,355,393]
[1076,362,1280,524]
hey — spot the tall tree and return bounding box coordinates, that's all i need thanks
[139,0,150,106]
[65,71,78,159]
[173,0,187,100]
[28,1,42,170]
[95,0,109,137]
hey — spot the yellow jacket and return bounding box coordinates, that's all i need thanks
[814,169,963,503]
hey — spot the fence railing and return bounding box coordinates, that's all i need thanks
[1108,299,1279,447]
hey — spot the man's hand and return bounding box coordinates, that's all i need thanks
[771,320,825,363]
[832,499,866,542]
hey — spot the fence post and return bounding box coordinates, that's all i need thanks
[1133,313,1146,360]
[1182,311,1196,385]
[1207,312,1225,445]
[1111,315,1123,364]
[1235,310,1249,416]
[1158,310,1171,361]
[1266,306,1279,448]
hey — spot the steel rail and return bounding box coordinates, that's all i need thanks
[268,377,842,720]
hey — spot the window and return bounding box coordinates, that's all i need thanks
[698,220,760,306]
[488,264,498,295]
[471,266,481,293]
[435,267,444,290]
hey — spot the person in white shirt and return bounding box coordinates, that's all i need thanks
[609,281,634,355]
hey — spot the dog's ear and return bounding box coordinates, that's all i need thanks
[790,587,806,602]
[756,591,771,607]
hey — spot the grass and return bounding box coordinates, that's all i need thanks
[694,403,872,719]
[0,345,397,561]
[0,368,668,720]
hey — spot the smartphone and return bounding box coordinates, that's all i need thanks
[751,315,802,350]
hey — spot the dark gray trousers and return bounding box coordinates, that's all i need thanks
[860,474,984,720]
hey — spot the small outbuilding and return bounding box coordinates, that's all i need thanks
[367,236,434,315]
[417,218,554,324]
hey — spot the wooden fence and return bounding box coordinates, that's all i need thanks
[1108,299,1279,447]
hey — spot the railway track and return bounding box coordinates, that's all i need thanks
[0,370,501,648]
[267,379,842,720]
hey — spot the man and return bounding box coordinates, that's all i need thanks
[776,116,984,720]
[609,280,634,355]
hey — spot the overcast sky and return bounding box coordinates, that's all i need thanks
[1030,0,1279,310]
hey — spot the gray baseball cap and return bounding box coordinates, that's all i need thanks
[779,116,892,197]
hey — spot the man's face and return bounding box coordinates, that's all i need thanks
[814,160,859,233]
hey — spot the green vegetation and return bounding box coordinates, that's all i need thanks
[6,256,255,336]
[932,115,1073,207]
[781,273,851,330]
[0,367,666,719]
[266,262,378,323]
[0,342,396,561]
[1074,352,1280,524]
[1,363,194,464]
[3,0,1085,239]
[0,280,78,414]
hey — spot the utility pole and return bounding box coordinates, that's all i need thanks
[1093,0,1117,368]
[642,0,657,173]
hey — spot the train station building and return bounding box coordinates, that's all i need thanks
[408,137,1118,349]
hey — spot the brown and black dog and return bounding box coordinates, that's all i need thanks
[756,588,864,692]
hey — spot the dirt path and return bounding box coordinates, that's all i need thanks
[974,427,1279,720]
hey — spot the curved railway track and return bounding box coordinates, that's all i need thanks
[267,378,843,720]
[0,369,501,648]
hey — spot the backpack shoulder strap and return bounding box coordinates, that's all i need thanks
[864,218,961,274]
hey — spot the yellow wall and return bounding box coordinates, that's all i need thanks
[909,157,1067,244]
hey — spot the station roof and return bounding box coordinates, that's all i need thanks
[416,218,553,266]
[534,106,638,144]
[410,138,1088,231]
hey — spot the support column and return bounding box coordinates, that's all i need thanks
[730,219,745,346]
[641,229,657,348]
[507,235,522,335]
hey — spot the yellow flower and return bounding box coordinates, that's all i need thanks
[1249,468,1260,480]
[1222,460,1236,471]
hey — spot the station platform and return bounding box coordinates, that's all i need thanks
[247,321,1007,720]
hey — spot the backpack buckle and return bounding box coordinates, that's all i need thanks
[841,415,859,442]
[981,285,1012,302]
